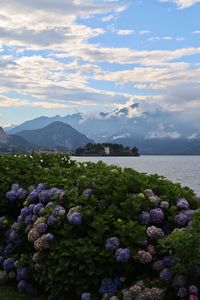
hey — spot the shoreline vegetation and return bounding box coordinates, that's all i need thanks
[75,143,139,157]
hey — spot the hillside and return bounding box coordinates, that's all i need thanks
[16,121,93,150]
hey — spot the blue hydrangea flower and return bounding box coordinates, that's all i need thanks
[3,244,13,255]
[38,190,51,204]
[11,183,20,191]
[139,211,150,225]
[36,183,47,193]
[115,248,130,263]
[6,190,18,201]
[16,188,27,200]
[105,237,120,251]
[33,203,44,215]
[67,212,82,225]
[99,278,118,296]
[44,233,54,242]
[28,190,38,202]
[37,223,48,234]
[81,293,91,300]
[9,230,19,243]
[162,256,173,268]
[24,215,33,225]
[20,207,30,219]
[17,268,29,281]
[150,208,164,224]
[160,268,173,281]
[47,215,57,226]
[3,257,15,271]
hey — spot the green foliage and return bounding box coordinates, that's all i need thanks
[0,154,199,300]
[162,212,200,277]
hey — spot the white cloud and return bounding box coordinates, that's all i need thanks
[193,30,200,34]
[139,30,151,35]
[159,0,200,9]
[101,14,115,22]
[116,29,134,35]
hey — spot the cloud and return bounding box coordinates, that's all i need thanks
[159,0,200,9]
[116,29,134,35]
[139,30,151,35]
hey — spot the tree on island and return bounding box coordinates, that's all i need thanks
[75,143,139,156]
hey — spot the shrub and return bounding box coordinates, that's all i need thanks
[0,154,200,299]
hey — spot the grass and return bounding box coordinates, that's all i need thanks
[0,286,46,300]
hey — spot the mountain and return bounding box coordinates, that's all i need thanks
[0,127,31,153]
[3,124,16,132]
[16,121,93,150]
[8,103,200,154]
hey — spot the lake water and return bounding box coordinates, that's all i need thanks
[73,156,200,195]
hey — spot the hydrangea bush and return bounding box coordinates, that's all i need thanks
[0,153,200,300]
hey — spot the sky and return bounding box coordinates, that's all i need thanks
[0,0,200,126]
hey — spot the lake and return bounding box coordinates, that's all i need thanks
[73,155,200,195]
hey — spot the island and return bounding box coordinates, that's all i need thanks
[74,143,139,156]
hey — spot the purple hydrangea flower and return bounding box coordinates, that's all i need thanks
[3,243,13,255]
[189,285,198,295]
[115,248,130,263]
[99,278,118,296]
[47,215,57,226]
[67,212,82,225]
[6,190,18,201]
[105,237,120,251]
[28,190,38,202]
[177,287,188,298]
[44,233,54,242]
[83,188,93,197]
[37,223,48,234]
[3,258,15,271]
[33,203,44,215]
[16,188,27,200]
[162,256,173,268]
[177,198,189,210]
[20,207,30,219]
[174,213,188,227]
[150,208,164,224]
[11,183,20,191]
[38,190,51,204]
[9,230,19,243]
[182,210,195,222]
[160,268,173,281]
[24,215,33,225]
[18,280,29,292]
[17,268,29,281]
[36,183,47,193]
[81,293,91,300]
[139,211,150,225]
[53,205,65,218]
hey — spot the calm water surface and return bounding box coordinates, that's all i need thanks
[73,156,200,195]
